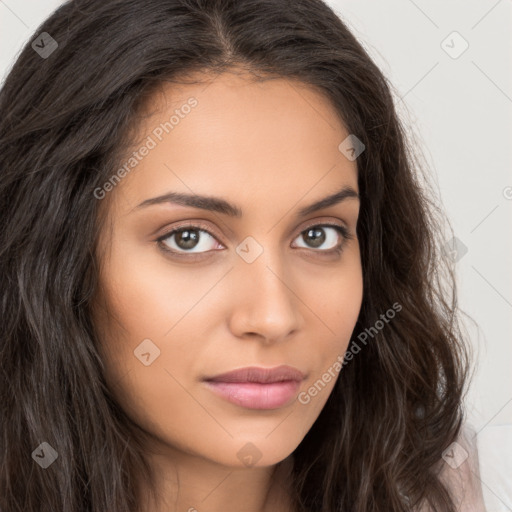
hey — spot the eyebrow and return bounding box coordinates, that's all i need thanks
[133,185,360,218]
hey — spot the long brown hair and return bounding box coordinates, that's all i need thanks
[0,0,470,510]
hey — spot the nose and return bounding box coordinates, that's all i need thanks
[227,254,305,344]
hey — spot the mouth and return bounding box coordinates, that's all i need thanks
[202,365,306,410]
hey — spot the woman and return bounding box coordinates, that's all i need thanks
[0,0,486,510]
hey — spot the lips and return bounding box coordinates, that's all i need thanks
[203,365,306,410]
[203,365,306,384]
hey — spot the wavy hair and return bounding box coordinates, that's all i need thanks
[0,0,471,510]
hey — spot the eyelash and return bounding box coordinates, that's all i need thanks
[156,221,354,259]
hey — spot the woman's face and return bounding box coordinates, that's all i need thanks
[92,70,363,469]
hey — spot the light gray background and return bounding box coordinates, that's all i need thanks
[1,0,511,509]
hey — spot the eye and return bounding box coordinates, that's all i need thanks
[157,223,222,255]
[292,223,351,253]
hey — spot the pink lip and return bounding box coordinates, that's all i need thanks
[203,365,305,410]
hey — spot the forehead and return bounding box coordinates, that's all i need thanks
[112,70,358,215]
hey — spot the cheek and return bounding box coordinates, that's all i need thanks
[93,253,219,456]
[294,283,362,416]
[298,251,363,388]
[98,236,223,342]
[93,236,231,415]
[301,248,363,341]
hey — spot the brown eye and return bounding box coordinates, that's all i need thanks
[293,224,349,251]
[157,225,221,254]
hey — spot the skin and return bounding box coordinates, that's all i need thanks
[92,69,363,512]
